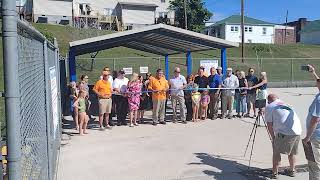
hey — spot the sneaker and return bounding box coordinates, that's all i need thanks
[221,115,226,119]
[227,115,232,119]
[152,122,158,126]
[106,125,111,129]
[182,121,187,124]
[284,169,295,177]
[270,173,278,179]
[160,121,166,125]
[99,126,105,131]
[211,116,218,120]
[129,124,134,127]
[244,114,250,118]
[172,120,177,123]
[134,123,139,126]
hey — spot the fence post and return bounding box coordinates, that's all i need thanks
[2,0,22,179]
[43,41,53,180]
[158,57,161,69]
[113,58,116,71]
[291,59,294,86]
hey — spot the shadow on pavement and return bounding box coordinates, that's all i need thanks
[190,153,271,180]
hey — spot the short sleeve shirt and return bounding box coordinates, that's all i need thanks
[169,75,187,97]
[306,93,320,140]
[113,77,129,93]
[246,75,258,94]
[194,75,208,93]
[148,76,169,100]
[265,100,302,135]
[93,80,112,96]
[208,74,222,93]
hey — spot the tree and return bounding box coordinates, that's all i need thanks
[169,0,212,32]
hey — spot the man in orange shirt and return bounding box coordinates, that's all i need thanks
[93,70,113,130]
[148,69,169,126]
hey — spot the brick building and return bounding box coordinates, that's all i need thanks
[287,18,309,42]
[274,25,296,44]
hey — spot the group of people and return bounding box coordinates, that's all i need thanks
[265,65,320,180]
[69,64,320,180]
[69,65,268,132]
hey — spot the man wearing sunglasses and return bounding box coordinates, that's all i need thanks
[148,69,169,125]
[169,67,187,124]
[93,70,113,130]
[246,68,259,118]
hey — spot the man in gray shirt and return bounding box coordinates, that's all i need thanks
[169,67,187,124]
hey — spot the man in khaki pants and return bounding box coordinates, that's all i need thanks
[148,69,169,126]
[221,68,239,119]
[303,65,320,180]
[169,67,187,124]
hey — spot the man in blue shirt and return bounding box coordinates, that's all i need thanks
[245,68,259,118]
[303,65,320,180]
[208,67,222,120]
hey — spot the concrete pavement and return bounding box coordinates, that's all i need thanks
[57,88,318,180]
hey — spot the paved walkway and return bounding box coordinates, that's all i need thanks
[57,88,317,180]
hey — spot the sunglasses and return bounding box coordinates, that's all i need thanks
[174,71,180,73]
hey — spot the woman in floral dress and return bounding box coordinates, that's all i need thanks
[127,73,142,127]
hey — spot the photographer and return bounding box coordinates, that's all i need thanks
[303,65,320,180]
[266,94,302,179]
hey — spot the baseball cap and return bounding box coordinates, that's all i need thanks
[216,66,222,70]
[227,68,233,71]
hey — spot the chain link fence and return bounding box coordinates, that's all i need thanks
[75,56,320,85]
[1,18,62,179]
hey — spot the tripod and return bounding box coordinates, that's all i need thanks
[243,108,272,169]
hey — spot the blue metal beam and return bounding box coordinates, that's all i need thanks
[221,48,227,75]
[69,47,77,82]
[186,51,192,76]
[165,54,169,79]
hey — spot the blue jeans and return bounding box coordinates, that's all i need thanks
[236,93,247,114]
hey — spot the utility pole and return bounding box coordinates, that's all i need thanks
[241,0,245,63]
[284,10,288,44]
[184,0,188,30]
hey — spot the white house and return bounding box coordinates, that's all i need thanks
[300,20,320,45]
[203,15,275,44]
[24,0,174,29]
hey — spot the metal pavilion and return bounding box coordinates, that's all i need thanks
[68,23,239,81]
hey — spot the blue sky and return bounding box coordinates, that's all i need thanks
[204,0,320,23]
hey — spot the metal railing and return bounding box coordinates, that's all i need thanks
[2,0,62,179]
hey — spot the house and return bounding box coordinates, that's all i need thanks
[274,25,296,44]
[203,15,275,44]
[23,0,174,30]
[287,18,309,42]
[300,20,320,45]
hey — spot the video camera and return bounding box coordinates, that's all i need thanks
[255,99,266,109]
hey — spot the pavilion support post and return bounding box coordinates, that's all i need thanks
[186,50,192,76]
[68,47,76,82]
[221,48,227,75]
[165,54,169,79]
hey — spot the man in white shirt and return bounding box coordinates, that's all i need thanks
[113,70,129,126]
[221,68,239,119]
[169,67,187,124]
[266,94,302,178]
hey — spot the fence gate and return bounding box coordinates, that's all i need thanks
[3,18,62,179]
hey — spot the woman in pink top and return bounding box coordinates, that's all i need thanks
[127,73,142,127]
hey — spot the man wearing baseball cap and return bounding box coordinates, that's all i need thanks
[113,70,129,126]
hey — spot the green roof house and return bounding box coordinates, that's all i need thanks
[203,15,275,44]
[300,20,320,45]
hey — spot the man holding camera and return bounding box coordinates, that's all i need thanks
[266,94,302,179]
[303,65,320,180]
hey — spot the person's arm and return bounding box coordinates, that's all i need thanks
[303,116,320,143]
[309,65,320,80]
[73,98,80,108]
[113,80,120,93]
[92,83,103,98]
[251,79,267,89]
[267,122,275,140]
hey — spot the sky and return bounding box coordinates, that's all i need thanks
[204,0,320,24]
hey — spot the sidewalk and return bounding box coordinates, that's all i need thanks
[57,88,317,180]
